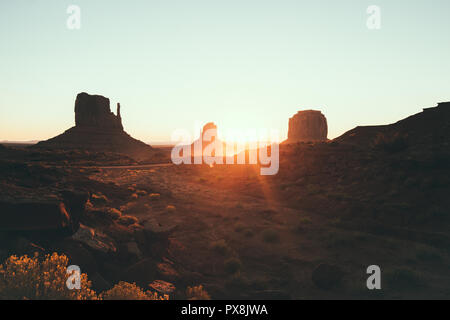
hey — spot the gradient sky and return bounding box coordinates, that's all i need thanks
[1,0,450,143]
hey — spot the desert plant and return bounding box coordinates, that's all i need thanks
[211,239,231,256]
[186,285,211,300]
[101,281,168,300]
[224,258,242,275]
[0,253,97,300]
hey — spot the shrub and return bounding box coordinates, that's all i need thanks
[211,239,230,256]
[0,254,168,300]
[186,285,211,300]
[262,229,280,243]
[101,281,167,300]
[0,253,97,300]
[224,258,242,275]
[118,215,139,226]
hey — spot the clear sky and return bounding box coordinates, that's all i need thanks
[1,0,449,143]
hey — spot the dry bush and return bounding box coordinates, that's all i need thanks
[101,281,168,300]
[224,258,242,275]
[186,285,211,300]
[0,253,97,300]
[211,239,231,256]
[0,253,170,300]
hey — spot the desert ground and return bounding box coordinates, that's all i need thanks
[1,103,449,300]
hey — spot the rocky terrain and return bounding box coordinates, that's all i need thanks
[0,101,449,299]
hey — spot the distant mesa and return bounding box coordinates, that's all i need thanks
[34,92,154,160]
[191,122,226,159]
[74,92,123,130]
[285,110,328,143]
[193,122,220,150]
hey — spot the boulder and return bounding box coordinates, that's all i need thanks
[0,189,88,236]
[287,110,328,142]
[71,224,116,253]
[149,280,176,295]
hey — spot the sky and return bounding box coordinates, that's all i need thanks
[1,0,450,143]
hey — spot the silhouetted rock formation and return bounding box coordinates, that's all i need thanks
[286,110,328,143]
[34,93,154,160]
[190,122,228,159]
[335,102,450,150]
[75,93,123,130]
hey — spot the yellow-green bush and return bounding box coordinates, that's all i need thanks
[0,253,97,300]
[186,285,211,300]
[101,281,168,300]
[0,253,169,300]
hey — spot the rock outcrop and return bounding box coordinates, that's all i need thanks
[286,110,328,142]
[34,93,155,160]
[335,102,450,149]
[191,122,227,161]
[74,93,123,130]
[0,189,88,236]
